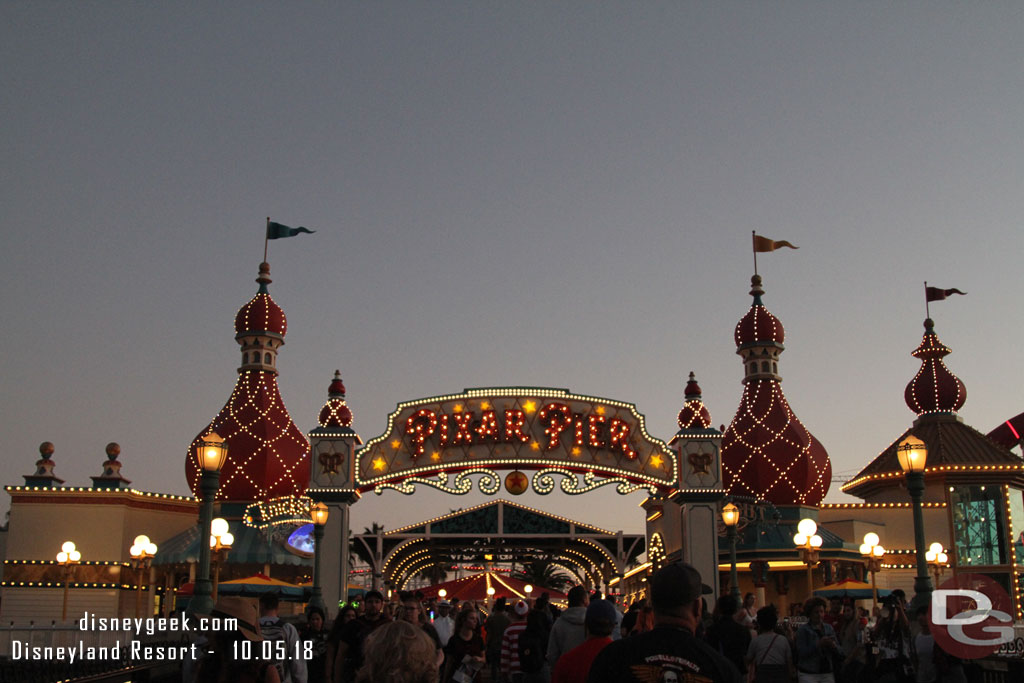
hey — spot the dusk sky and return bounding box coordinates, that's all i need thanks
[3,4,1023,536]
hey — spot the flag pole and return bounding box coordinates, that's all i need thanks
[264,217,270,263]
[924,281,929,319]
[752,231,758,275]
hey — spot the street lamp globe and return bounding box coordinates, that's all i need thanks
[896,435,928,473]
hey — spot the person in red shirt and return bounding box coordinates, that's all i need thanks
[552,599,618,683]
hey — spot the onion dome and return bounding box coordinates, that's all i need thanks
[722,276,832,505]
[904,318,966,415]
[318,370,354,428]
[677,372,713,431]
[186,263,310,502]
[734,275,785,348]
[234,262,287,337]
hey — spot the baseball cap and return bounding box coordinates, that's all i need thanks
[585,599,617,624]
[513,600,529,616]
[649,562,712,612]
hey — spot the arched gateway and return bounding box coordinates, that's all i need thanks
[305,386,726,609]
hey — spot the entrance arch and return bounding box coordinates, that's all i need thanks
[307,387,725,609]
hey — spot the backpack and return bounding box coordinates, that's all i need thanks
[518,630,545,674]
[259,617,294,682]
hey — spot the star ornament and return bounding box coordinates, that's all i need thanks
[649,453,664,468]
[372,457,387,471]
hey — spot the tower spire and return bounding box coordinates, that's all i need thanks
[904,318,966,415]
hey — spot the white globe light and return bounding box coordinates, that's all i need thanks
[134,535,150,547]
[209,536,217,548]
[926,551,936,562]
[220,533,234,547]
[938,552,948,563]
[793,533,807,546]
[61,541,76,554]
[859,543,871,555]
[797,519,817,537]
[130,544,141,557]
[146,543,158,555]
[57,551,68,563]
[873,545,885,557]
[69,550,81,562]
[863,532,880,547]
[810,535,823,548]
[929,542,943,554]
[211,518,229,537]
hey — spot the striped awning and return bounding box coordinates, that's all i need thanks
[154,522,311,567]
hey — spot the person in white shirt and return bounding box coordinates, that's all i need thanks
[433,599,455,647]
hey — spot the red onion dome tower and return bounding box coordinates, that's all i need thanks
[904,318,966,415]
[318,370,354,428]
[677,371,713,431]
[721,275,832,505]
[186,262,311,502]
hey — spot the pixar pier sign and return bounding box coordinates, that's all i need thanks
[355,387,679,494]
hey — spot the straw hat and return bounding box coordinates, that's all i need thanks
[209,596,263,641]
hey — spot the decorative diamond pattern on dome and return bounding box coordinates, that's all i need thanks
[677,372,713,430]
[734,304,785,347]
[187,371,310,501]
[319,399,353,428]
[722,381,831,505]
[904,320,966,415]
[234,293,287,336]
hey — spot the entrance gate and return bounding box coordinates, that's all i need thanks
[306,387,725,608]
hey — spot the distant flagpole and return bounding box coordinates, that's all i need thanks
[924,281,930,319]
[264,217,270,262]
[752,231,758,275]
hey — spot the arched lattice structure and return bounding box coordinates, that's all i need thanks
[351,499,644,591]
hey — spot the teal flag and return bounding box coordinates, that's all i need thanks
[267,221,316,239]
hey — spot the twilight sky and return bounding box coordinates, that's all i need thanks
[3,3,1023,536]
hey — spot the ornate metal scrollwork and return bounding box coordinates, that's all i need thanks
[530,468,660,496]
[373,468,501,496]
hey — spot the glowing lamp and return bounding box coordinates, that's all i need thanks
[199,432,228,472]
[863,532,880,548]
[524,584,533,595]
[487,587,495,596]
[797,518,817,537]
[928,542,943,555]
[859,544,871,555]
[721,503,740,527]
[810,535,823,548]
[873,545,885,557]
[793,533,807,547]
[896,435,927,473]
[211,518,230,537]
[438,589,447,598]
[311,502,329,527]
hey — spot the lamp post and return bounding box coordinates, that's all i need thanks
[190,431,228,617]
[129,535,158,618]
[897,435,933,611]
[722,502,742,602]
[57,541,81,622]
[793,518,823,600]
[524,584,533,605]
[859,532,885,611]
[209,518,234,602]
[309,502,329,613]
[926,542,948,586]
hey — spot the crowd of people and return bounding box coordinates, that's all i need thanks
[187,568,979,683]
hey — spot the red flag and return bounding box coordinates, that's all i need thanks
[925,287,967,302]
[753,234,799,252]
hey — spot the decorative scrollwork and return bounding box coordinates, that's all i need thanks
[531,468,660,496]
[373,469,501,496]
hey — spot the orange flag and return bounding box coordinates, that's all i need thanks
[753,234,799,252]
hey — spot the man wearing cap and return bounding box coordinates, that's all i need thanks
[552,598,617,683]
[334,590,389,683]
[587,563,741,683]
[433,599,455,647]
[500,599,532,682]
